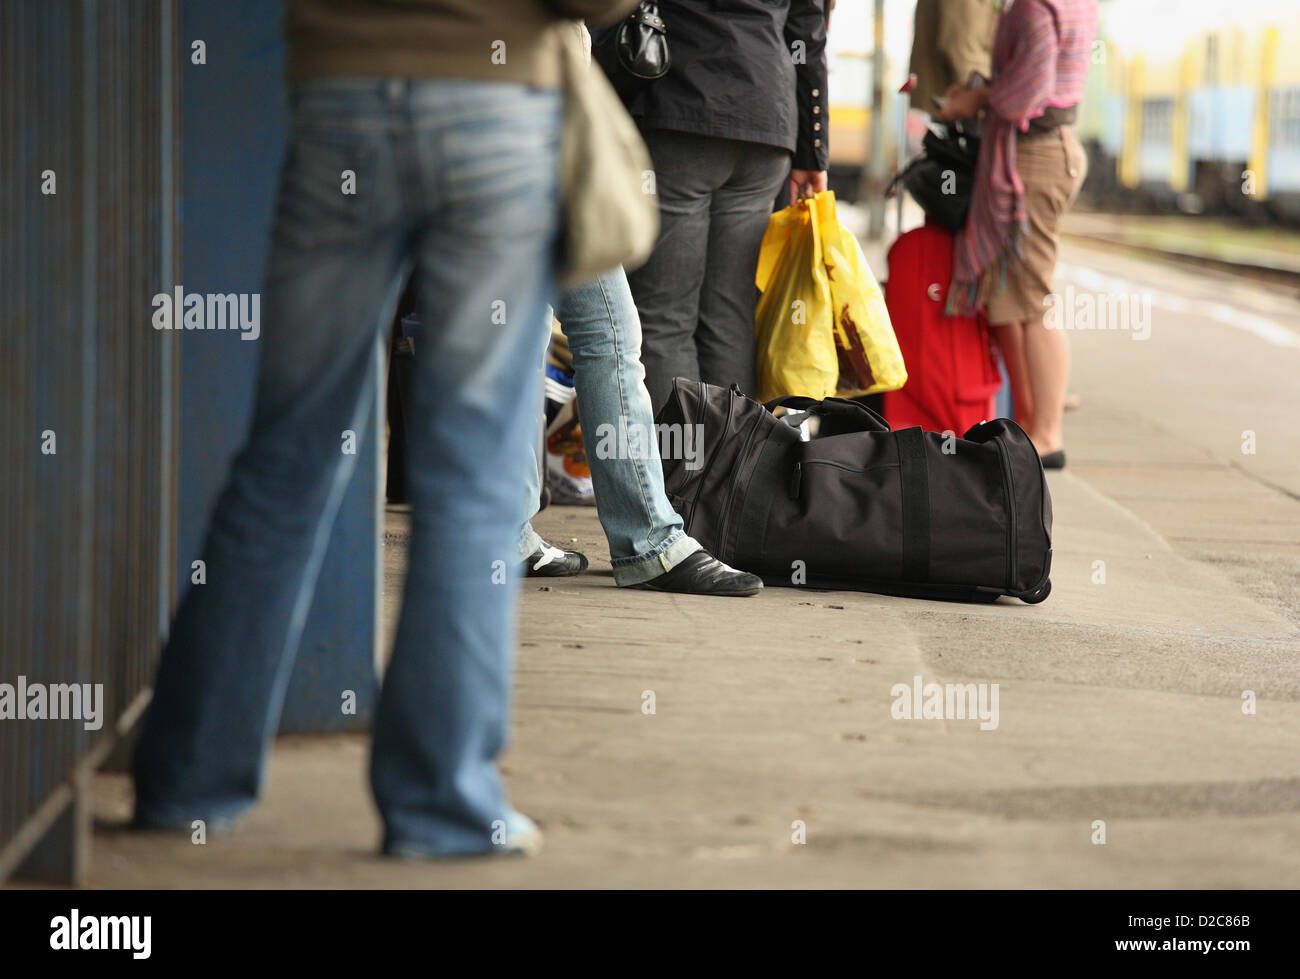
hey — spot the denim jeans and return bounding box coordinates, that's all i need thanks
[625,129,791,411]
[133,78,562,856]
[518,268,701,584]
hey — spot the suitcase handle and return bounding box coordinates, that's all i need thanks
[764,395,892,433]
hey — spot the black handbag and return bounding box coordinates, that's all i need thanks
[592,1,670,104]
[886,122,981,233]
[655,379,1054,604]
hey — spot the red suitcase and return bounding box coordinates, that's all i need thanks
[881,224,1002,435]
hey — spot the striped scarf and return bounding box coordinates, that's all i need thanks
[949,0,1098,315]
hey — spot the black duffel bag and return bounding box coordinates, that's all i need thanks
[656,379,1053,604]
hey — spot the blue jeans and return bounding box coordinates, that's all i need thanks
[133,78,562,856]
[518,268,701,584]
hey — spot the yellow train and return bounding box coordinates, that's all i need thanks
[1077,8,1300,215]
[827,6,1300,218]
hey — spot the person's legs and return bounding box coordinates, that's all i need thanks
[696,141,791,398]
[1017,128,1087,456]
[559,268,701,584]
[626,129,727,412]
[517,490,543,566]
[1022,317,1070,454]
[369,79,562,856]
[984,129,1087,457]
[395,297,564,574]
[516,308,590,577]
[133,83,410,827]
[990,322,1034,432]
[516,316,551,566]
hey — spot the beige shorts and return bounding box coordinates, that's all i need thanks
[983,125,1087,326]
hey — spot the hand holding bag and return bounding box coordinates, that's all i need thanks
[754,190,907,402]
[753,197,840,403]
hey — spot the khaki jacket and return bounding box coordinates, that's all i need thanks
[908,0,997,114]
[286,0,636,87]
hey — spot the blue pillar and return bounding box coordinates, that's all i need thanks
[177,0,380,733]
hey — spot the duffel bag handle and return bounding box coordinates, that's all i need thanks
[764,395,892,433]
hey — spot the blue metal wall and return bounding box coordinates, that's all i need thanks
[2,0,381,879]
[1,0,178,877]
[177,0,381,734]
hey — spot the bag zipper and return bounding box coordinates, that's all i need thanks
[717,411,765,549]
[994,438,1018,590]
[789,459,900,498]
[687,381,732,529]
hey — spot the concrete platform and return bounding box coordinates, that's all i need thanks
[77,239,1300,889]
[82,470,1300,889]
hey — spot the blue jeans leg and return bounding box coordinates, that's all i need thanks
[135,79,562,858]
[517,308,553,563]
[558,268,701,585]
[368,81,562,856]
[133,89,412,828]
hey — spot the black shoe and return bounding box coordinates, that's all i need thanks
[633,550,763,597]
[1040,450,1066,470]
[522,542,589,577]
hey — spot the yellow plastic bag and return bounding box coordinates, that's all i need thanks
[754,196,839,402]
[754,191,907,402]
[819,195,908,396]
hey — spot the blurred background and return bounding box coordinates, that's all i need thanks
[828,0,1300,263]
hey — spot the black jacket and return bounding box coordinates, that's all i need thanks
[626,0,829,171]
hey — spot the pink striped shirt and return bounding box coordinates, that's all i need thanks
[989,0,1098,130]
[950,0,1098,314]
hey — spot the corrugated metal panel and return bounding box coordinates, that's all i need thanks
[0,0,178,879]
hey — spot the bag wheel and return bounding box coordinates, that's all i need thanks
[1020,579,1051,604]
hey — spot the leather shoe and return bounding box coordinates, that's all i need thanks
[633,551,763,597]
